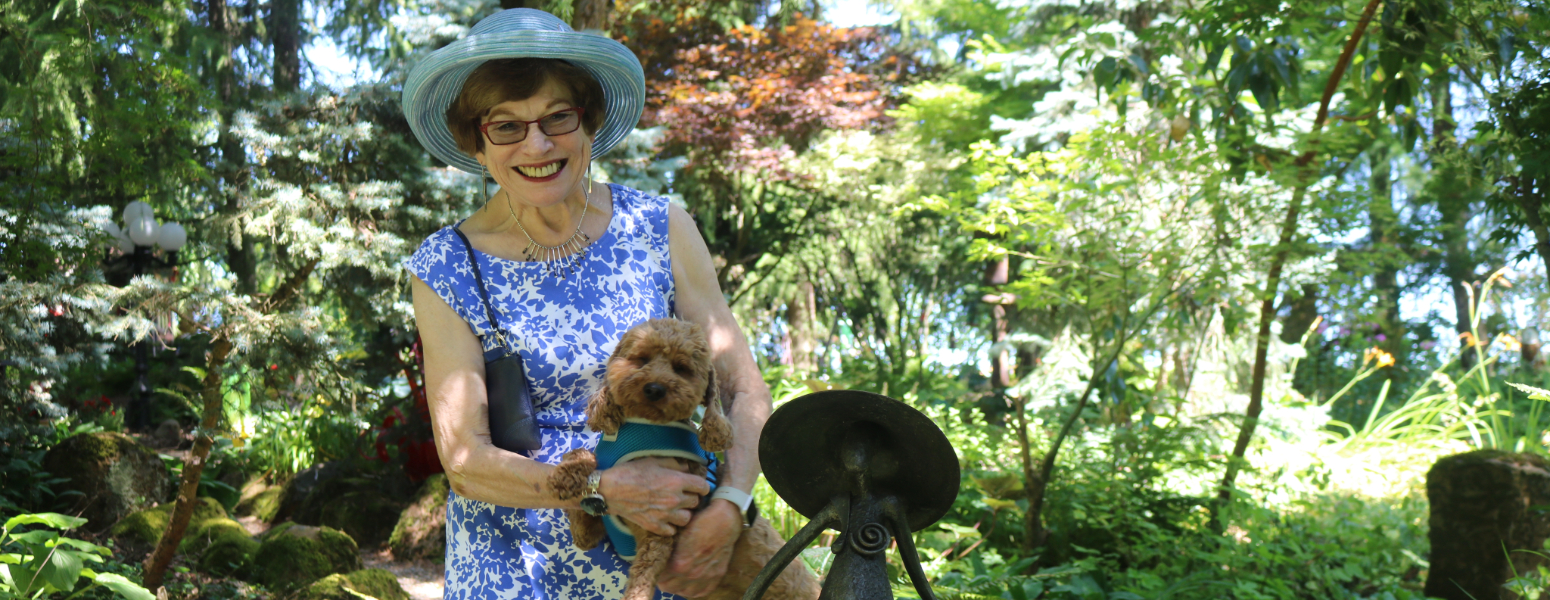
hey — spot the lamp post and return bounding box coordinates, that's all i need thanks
[103,201,188,431]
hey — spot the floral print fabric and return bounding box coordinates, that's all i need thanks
[406,184,680,600]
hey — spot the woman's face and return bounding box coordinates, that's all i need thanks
[474,78,594,209]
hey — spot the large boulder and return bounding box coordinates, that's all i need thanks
[249,523,361,592]
[315,490,405,549]
[272,462,355,524]
[42,432,170,531]
[298,569,410,600]
[276,462,411,549]
[1426,450,1550,600]
[388,474,448,562]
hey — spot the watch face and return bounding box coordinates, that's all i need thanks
[580,496,608,517]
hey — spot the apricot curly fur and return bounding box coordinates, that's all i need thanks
[581,319,819,600]
[585,386,625,435]
[697,368,732,453]
[565,508,607,550]
[549,449,597,500]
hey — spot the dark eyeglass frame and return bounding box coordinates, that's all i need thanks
[478,107,586,146]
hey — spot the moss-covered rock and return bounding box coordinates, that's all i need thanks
[317,490,404,550]
[235,474,288,522]
[178,517,260,576]
[274,462,354,524]
[109,497,227,546]
[298,569,410,600]
[249,524,362,592]
[388,474,447,562]
[43,432,171,531]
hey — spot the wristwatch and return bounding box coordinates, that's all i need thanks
[709,486,759,528]
[580,470,608,517]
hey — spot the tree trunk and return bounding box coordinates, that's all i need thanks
[1512,177,1550,283]
[1014,399,1042,556]
[1369,140,1406,375]
[272,0,302,93]
[142,336,233,591]
[571,0,610,30]
[1433,68,1478,365]
[1211,0,1382,525]
[209,0,256,295]
[986,257,1011,389]
[787,280,817,373]
[1279,283,1319,344]
[141,260,315,591]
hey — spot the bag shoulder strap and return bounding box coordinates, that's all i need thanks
[450,225,512,353]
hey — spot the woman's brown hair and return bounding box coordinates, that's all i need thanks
[446,58,607,156]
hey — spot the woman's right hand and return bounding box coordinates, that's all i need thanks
[597,458,709,536]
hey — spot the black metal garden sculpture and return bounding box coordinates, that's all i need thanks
[743,390,961,600]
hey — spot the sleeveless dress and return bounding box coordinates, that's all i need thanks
[405,184,692,600]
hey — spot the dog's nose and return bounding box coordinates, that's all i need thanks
[643,383,666,401]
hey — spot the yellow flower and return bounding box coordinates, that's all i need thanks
[1362,347,1395,367]
[1459,331,1478,347]
[1499,334,1522,352]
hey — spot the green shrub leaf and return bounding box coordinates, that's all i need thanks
[4,513,86,532]
[95,572,156,600]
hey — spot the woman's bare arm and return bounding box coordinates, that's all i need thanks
[411,275,705,535]
[658,203,773,596]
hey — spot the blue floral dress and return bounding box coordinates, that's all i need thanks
[406,184,684,600]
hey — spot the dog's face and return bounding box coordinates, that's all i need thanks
[603,320,713,423]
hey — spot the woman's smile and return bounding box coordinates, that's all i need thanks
[514,159,566,181]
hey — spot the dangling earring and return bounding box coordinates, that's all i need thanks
[481,164,494,203]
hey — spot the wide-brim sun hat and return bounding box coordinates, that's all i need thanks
[402,8,645,175]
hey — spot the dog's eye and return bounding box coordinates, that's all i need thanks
[672,363,693,376]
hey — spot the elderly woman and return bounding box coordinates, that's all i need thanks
[402,9,769,600]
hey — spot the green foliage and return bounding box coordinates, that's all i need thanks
[0,513,154,600]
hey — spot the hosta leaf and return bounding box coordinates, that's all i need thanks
[4,513,85,531]
[95,572,156,600]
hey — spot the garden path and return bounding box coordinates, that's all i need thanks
[363,549,445,600]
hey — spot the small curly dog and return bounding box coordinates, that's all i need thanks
[548,318,820,600]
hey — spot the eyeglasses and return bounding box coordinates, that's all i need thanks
[478,107,585,146]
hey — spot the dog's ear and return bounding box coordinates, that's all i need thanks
[697,365,732,453]
[586,380,625,434]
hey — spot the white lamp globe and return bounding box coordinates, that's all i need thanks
[104,222,135,253]
[122,201,152,226]
[128,214,158,246]
[156,222,187,251]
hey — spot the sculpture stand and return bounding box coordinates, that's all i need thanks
[743,391,961,600]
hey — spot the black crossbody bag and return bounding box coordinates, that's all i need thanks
[452,227,542,454]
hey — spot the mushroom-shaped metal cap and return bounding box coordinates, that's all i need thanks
[758,390,960,532]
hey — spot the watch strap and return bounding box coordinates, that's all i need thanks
[710,486,757,527]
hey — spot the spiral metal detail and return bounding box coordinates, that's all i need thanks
[847,522,891,556]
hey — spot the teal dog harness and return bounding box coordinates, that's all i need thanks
[595,418,719,561]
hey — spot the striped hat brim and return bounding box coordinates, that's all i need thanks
[402,9,646,175]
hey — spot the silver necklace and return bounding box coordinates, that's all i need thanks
[506,181,591,280]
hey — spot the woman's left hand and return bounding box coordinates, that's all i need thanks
[657,500,742,597]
